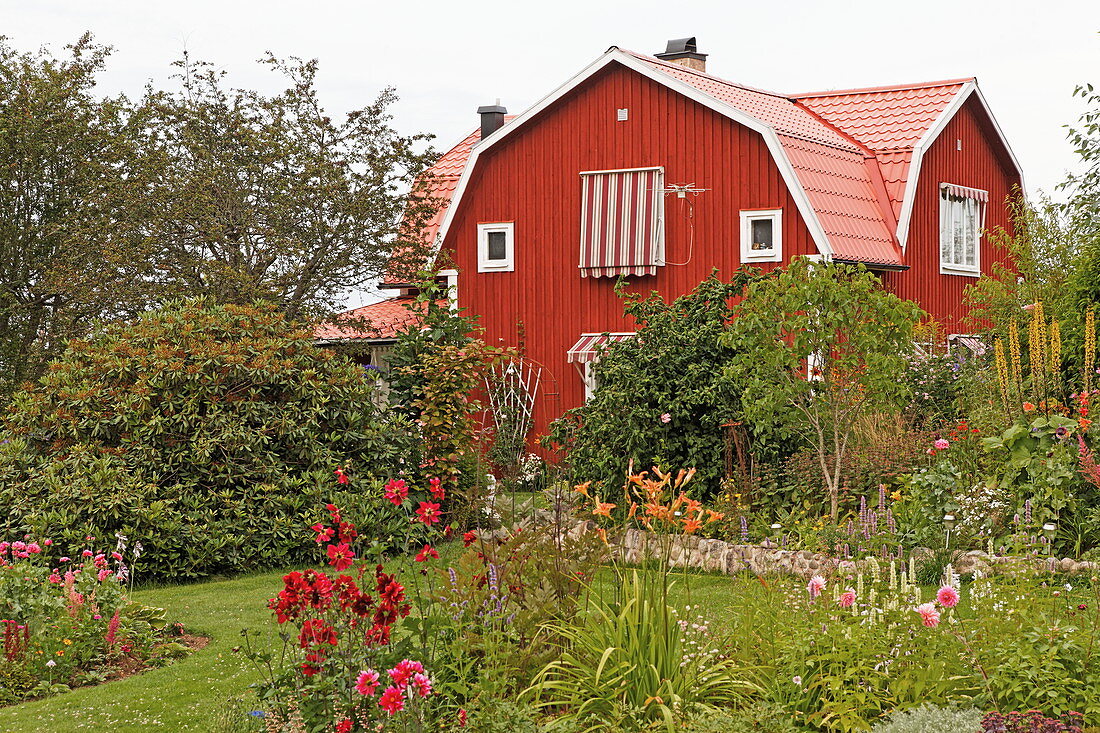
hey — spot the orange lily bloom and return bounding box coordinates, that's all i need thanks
[627,502,639,519]
[705,509,725,524]
[573,481,591,498]
[682,516,702,534]
[592,499,616,518]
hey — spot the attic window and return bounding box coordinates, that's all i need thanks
[477,222,514,272]
[740,209,783,263]
[939,184,986,276]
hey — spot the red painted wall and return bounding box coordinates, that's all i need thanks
[443,66,1020,442]
[881,96,1021,331]
[442,63,819,440]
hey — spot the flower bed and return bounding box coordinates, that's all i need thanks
[0,535,191,706]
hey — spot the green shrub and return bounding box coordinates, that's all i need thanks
[871,704,982,733]
[0,300,411,580]
[545,273,765,500]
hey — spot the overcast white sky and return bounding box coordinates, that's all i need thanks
[4,0,1097,304]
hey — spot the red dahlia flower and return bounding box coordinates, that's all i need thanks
[415,501,441,526]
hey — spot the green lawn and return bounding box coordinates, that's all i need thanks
[0,569,289,733]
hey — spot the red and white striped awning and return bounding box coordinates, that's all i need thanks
[579,167,664,278]
[941,183,988,202]
[567,332,636,363]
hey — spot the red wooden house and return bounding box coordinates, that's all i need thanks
[323,38,1023,438]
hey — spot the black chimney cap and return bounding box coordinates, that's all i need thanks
[663,37,698,54]
[477,104,507,115]
[655,37,707,63]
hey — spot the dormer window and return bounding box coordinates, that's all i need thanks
[939,184,986,276]
[740,209,783,263]
[477,222,514,272]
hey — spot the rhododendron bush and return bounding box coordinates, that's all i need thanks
[0,300,415,580]
[0,535,171,705]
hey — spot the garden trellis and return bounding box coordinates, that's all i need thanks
[485,358,541,464]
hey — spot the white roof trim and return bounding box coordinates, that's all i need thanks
[895,81,1024,251]
[432,48,834,260]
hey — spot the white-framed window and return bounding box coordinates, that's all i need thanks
[477,222,514,272]
[740,209,783,263]
[437,268,458,311]
[939,184,986,276]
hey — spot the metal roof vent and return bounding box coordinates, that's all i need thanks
[655,37,707,73]
[477,100,507,141]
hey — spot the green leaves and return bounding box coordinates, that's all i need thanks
[0,300,407,580]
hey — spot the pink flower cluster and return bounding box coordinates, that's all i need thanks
[915,585,961,628]
[0,540,43,562]
[355,659,432,716]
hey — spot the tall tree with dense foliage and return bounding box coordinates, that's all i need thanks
[725,258,924,519]
[546,273,757,497]
[117,52,439,319]
[0,34,143,397]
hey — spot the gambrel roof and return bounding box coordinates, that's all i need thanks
[421,47,1022,269]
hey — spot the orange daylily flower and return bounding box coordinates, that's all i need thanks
[592,499,616,518]
[573,481,591,498]
[705,510,725,524]
[682,516,702,534]
[684,497,702,515]
[595,527,609,545]
[627,502,639,519]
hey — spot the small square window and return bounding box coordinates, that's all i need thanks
[740,209,783,262]
[477,222,514,272]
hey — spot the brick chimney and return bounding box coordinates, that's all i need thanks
[655,37,707,72]
[477,100,507,141]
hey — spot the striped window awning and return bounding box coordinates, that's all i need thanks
[567,332,636,363]
[579,167,664,278]
[941,183,989,202]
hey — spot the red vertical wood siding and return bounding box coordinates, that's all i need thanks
[881,96,1021,332]
[444,66,1020,442]
[443,63,818,441]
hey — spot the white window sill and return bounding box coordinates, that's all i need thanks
[939,266,980,278]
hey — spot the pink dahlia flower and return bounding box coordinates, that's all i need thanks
[934,438,950,450]
[807,575,826,599]
[936,585,960,608]
[916,602,941,628]
[356,669,380,696]
[378,685,405,715]
[838,589,856,608]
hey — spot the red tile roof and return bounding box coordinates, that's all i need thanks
[794,81,968,219]
[314,296,428,342]
[383,121,514,287]
[406,51,970,269]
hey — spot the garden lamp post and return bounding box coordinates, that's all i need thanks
[943,514,956,549]
[770,523,782,546]
[1042,523,1057,555]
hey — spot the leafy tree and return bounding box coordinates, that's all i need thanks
[0,300,411,579]
[724,258,924,519]
[546,273,758,498]
[117,52,439,319]
[0,34,143,397]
